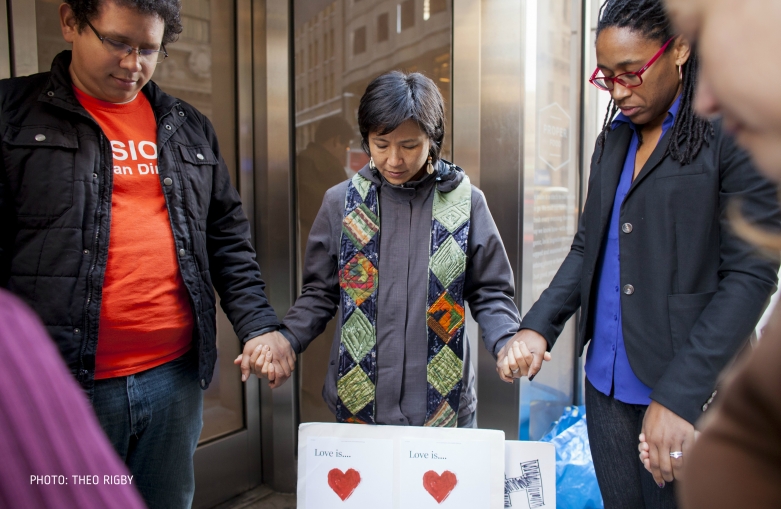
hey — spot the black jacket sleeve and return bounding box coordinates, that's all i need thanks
[0,88,9,287]
[201,114,280,343]
[0,154,8,287]
[650,130,780,424]
[516,146,601,349]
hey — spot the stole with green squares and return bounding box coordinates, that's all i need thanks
[336,173,380,424]
[424,175,471,427]
[336,172,472,427]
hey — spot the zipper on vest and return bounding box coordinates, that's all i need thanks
[79,133,108,381]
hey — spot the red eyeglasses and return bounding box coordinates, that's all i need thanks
[589,36,675,91]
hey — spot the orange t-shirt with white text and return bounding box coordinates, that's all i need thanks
[75,87,193,379]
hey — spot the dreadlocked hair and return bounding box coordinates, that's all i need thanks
[594,0,713,165]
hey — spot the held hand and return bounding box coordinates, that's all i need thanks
[234,331,296,386]
[496,329,551,383]
[639,401,698,486]
[234,344,273,380]
[638,430,701,481]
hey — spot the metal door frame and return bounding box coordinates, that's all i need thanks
[192,0,264,505]
[253,0,299,494]
[453,0,587,439]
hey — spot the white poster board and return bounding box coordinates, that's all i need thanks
[503,441,556,509]
[298,423,506,508]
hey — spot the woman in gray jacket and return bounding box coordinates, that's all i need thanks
[260,71,524,427]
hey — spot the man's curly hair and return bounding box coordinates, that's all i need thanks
[65,0,183,46]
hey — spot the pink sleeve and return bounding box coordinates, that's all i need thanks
[0,291,146,508]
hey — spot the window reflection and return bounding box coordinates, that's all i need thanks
[521,0,582,440]
[293,0,452,423]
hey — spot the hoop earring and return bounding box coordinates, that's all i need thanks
[678,64,683,83]
[369,157,376,170]
[426,156,434,175]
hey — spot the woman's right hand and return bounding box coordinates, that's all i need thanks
[496,329,551,383]
[235,331,297,388]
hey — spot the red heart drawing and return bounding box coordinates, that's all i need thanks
[423,470,458,504]
[328,468,361,501]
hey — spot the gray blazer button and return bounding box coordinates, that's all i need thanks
[622,284,634,295]
[35,134,46,142]
[622,222,633,233]
[163,177,173,186]
[200,379,207,389]
[196,153,205,160]
[179,249,186,256]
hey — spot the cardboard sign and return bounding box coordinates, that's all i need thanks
[503,441,556,509]
[298,423,505,508]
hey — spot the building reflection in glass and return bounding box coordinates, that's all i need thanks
[293,0,452,423]
[521,0,582,440]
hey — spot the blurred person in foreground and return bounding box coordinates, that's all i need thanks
[0,289,144,509]
[660,0,781,507]
[497,0,781,507]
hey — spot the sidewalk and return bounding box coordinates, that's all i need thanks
[211,486,296,509]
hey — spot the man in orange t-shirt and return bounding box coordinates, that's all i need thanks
[74,85,195,380]
[0,1,296,508]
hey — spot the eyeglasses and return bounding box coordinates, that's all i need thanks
[589,37,675,91]
[85,20,168,64]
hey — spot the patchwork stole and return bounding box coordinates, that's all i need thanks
[336,172,471,427]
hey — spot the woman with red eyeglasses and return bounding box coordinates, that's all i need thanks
[495,0,781,508]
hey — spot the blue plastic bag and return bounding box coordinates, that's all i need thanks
[540,406,604,509]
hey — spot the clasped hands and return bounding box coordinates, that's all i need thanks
[240,328,698,486]
[638,401,699,486]
[495,329,552,382]
[498,330,698,486]
[233,330,297,388]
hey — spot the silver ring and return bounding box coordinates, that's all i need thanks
[511,368,519,374]
[669,451,683,459]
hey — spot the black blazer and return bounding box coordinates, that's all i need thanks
[520,121,781,424]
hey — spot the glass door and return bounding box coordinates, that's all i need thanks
[518,0,584,440]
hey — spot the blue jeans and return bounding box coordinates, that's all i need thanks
[93,352,203,509]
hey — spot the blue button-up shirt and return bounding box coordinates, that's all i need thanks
[585,94,682,405]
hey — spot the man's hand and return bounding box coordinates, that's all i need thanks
[496,329,551,383]
[235,343,278,382]
[639,401,697,486]
[234,331,296,388]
